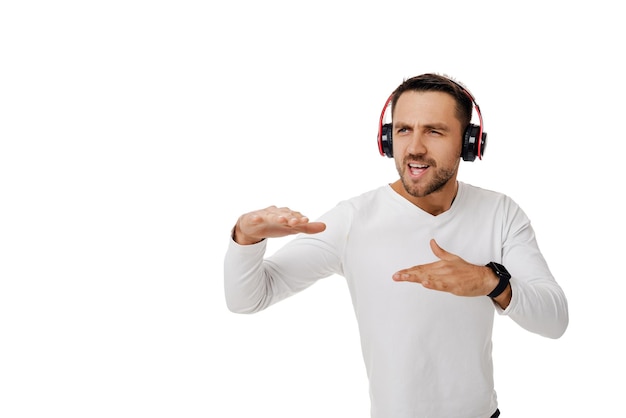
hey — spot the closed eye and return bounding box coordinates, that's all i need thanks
[424,124,449,136]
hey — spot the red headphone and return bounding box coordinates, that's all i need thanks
[377,77,487,162]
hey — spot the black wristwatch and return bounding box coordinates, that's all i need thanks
[485,262,511,298]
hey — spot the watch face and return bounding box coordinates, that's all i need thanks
[490,262,511,278]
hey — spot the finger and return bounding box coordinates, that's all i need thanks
[240,209,290,234]
[298,221,326,234]
[271,207,309,225]
[392,270,425,283]
[286,215,309,226]
[269,209,326,235]
[429,239,453,260]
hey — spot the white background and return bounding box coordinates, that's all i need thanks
[1,1,624,417]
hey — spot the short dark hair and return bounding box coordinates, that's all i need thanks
[390,73,473,129]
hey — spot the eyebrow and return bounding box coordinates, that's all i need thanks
[423,123,449,131]
[393,121,450,131]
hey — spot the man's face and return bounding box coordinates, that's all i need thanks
[392,90,464,198]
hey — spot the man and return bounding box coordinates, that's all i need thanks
[223,73,568,417]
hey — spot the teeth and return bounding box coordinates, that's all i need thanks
[409,163,427,168]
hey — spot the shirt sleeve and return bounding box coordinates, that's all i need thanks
[497,199,569,339]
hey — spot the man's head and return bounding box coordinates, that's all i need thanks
[379,73,486,162]
[388,73,476,204]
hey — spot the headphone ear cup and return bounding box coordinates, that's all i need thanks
[380,123,393,158]
[462,124,486,162]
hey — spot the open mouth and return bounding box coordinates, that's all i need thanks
[408,163,429,177]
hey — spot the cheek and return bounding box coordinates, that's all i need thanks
[393,154,404,172]
[392,139,403,156]
[437,137,463,160]
[392,137,418,157]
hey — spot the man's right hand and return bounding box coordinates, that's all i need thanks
[233,206,327,245]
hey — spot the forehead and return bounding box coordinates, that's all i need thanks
[392,90,458,123]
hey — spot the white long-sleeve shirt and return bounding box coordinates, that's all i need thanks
[224,182,569,418]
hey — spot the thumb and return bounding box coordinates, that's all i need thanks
[429,239,452,260]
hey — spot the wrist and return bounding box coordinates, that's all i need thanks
[492,282,512,307]
[232,222,263,246]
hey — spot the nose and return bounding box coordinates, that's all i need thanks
[406,132,427,155]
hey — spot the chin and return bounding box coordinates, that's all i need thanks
[402,176,450,198]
